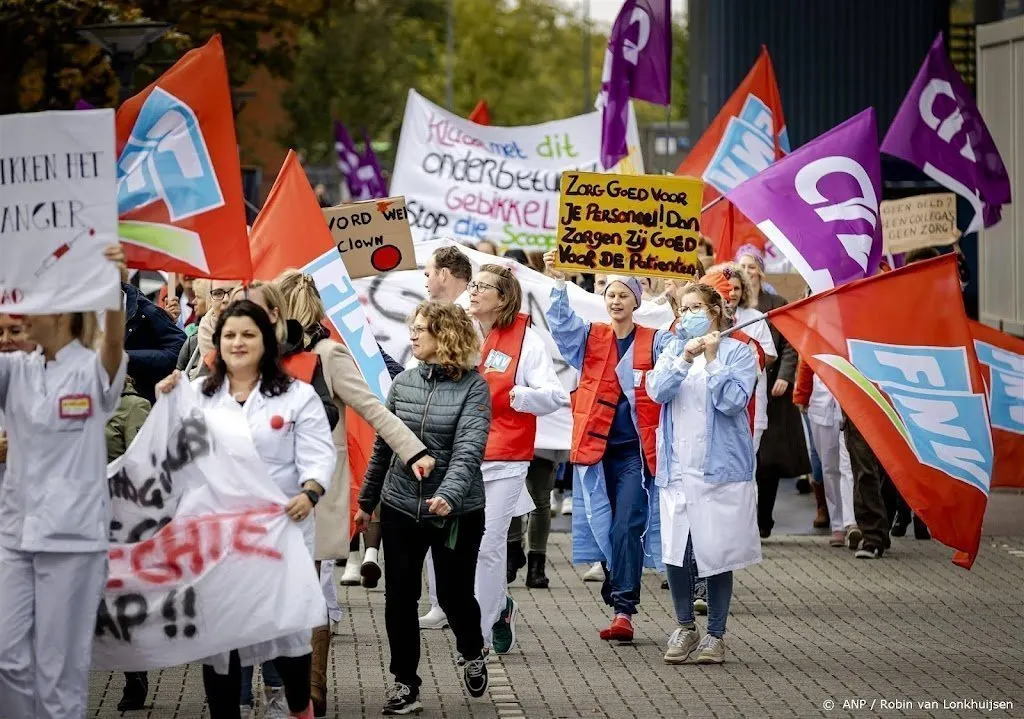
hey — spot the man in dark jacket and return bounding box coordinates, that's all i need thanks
[123,282,186,403]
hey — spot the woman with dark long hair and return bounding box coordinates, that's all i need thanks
[156,300,335,719]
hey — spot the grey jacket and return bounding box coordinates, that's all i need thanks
[358,363,491,520]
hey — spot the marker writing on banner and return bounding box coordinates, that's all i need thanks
[106,506,285,590]
[108,411,211,512]
[555,171,704,279]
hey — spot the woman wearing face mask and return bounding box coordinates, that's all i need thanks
[647,281,759,666]
[734,247,810,538]
[542,251,674,642]
[705,264,776,455]
[0,245,127,718]
[156,300,335,719]
[466,263,568,656]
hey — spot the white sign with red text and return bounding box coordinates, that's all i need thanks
[391,90,644,251]
[93,384,325,671]
[0,110,121,313]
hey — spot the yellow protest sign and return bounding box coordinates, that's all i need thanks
[553,171,703,280]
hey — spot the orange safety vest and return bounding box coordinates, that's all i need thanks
[666,320,762,436]
[479,313,536,462]
[570,324,659,473]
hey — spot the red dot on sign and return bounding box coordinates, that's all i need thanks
[270,415,285,430]
[89,228,95,236]
[371,245,402,272]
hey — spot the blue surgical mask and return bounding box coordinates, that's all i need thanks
[679,310,711,338]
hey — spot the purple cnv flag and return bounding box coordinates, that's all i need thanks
[334,121,366,197]
[358,130,388,199]
[726,108,883,294]
[599,0,671,169]
[882,33,1010,233]
[74,99,94,110]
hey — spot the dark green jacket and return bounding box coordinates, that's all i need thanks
[358,364,490,519]
[105,376,152,463]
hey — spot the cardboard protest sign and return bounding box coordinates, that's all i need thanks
[323,197,417,279]
[880,192,959,254]
[351,239,675,451]
[0,109,120,313]
[390,90,644,251]
[94,384,325,671]
[554,171,703,280]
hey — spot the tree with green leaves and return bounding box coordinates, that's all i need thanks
[281,0,688,167]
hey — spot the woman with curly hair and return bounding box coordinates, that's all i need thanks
[356,301,493,715]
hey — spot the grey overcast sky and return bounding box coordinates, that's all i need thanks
[585,0,688,27]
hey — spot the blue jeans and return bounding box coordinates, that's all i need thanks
[665,535,733,638]
[803,413,824,485]
[239,661,282,706]
[599,443,651,616]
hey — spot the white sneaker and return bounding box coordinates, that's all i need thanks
[419,605,449,629]
[583,562,604,582]
[550,490,559,517]
[263,687,289,719]
[339,552,362,586]
[239,706,253,719]
[561,496,573,516]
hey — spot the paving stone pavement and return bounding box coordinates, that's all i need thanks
[87,528,1024,719]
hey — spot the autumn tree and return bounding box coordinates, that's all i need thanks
[280,0,688,166]
[0,0,332,114]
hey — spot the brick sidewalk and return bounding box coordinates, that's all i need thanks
[89,533,1024,719]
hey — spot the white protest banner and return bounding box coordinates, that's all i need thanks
[353,240,674,450]
[0,110,120,313]
[94,384,325,671]
[391,90,645,252]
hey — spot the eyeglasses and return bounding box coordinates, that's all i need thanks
[409,325,430,338]
[679,303,708,314]
[468,281,503,295]
[210,287,239,300]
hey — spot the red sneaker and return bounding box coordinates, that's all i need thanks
[289,701,314,718]
[599,615,634,642]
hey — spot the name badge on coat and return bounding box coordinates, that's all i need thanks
[484,349,512,373]
[633,369,643,388]
[59,394,92,419]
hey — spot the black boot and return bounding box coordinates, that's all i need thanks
[507,541,527,583]
[891,510,911,537]
[525,552,549,589]
[117,672,149,711]
[913,515,931,540]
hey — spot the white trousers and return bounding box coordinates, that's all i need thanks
[426,548,439,610]
[476,469,528,645]
[320,560,342,624]
[809,421,855,531]
[0,547,107,719]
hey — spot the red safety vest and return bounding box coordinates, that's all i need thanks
[667,320,762,436]
[479,313,536,462]
[282,351,318,383]
[570,324,659,473]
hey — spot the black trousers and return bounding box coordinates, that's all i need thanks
[844,417,892,552]
[380,503,485,689]
[203,650,311,718]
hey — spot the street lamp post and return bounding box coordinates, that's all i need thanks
[77,21,171,103]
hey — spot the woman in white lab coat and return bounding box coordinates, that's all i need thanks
[646,281,759,667]
[0,244,127,719]
[466,263,568,655]
[157,299,335,719]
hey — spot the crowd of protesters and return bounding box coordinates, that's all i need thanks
[0,233,934,719]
